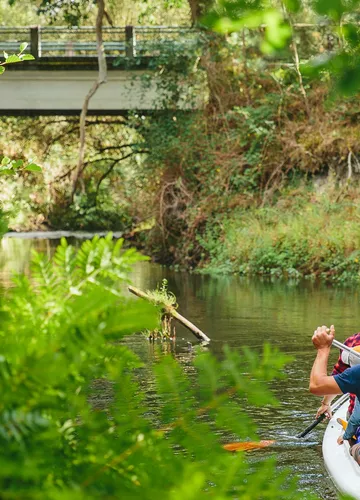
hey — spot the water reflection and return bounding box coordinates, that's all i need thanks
[0,237,55,285]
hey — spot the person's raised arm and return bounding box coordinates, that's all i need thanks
[309,325,343,396]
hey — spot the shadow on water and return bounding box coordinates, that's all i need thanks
[2,233,358,498]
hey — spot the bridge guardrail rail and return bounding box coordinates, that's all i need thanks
[0,26,198,59]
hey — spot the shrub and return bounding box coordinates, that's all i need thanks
[199,191,360,282]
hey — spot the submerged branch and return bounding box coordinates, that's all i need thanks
[128,285,211,342]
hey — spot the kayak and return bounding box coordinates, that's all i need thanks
[323,400,360,499]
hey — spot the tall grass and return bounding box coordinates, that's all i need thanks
[200,187,360,282]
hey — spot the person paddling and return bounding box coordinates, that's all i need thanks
[316,332,360,420]
[310,325,360,464]
[336,347,360,465]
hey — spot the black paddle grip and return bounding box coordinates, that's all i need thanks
[297,413,326,439]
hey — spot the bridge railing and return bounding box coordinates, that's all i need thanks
[0,26,198,59]
[0,24,346,64]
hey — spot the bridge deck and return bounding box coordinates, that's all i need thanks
[0,26,204,114]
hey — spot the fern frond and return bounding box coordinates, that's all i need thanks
[0,410,49,443]
[53,238,76,285]
[30,250,58,291]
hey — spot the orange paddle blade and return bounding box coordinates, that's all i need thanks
[223,440,275,452]
[336,418,356,439]
[337,418,348,431]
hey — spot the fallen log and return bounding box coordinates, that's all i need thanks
[128,285,211,342]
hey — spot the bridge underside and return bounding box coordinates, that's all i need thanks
[0,60,204,115]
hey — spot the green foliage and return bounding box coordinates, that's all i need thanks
[203,0,360,94]
[49,191,133,231]
[197,189,360,282]
[0,41,40,199]
[0,234,318,498]
[0,155,42,175]
[37,0,94,25]
[0,208,7,237]
[232,104,277,167]
[0,42,34,74]
[0,114,146,231]
[114,32,206,109]
[203,1,292,54]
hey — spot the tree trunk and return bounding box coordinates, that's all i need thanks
[70,0,107,202]
[187,0,236,114]
[188,0,212,24]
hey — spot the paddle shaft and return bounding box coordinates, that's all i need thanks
[297,392,349,439]
[332,339,360,360]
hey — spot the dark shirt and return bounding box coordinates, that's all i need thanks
[332,332,360,414]
[334,365,360,401]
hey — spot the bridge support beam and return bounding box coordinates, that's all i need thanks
[30,26,41,59]
[125,25,136,58]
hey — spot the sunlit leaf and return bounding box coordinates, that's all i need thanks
[20,54,35,61]
[263,10,292,50]
[11,159,23,169]
[5,54,21,64]
[1,156,10,166]
[341,23,360,48]
[25,163,42,172]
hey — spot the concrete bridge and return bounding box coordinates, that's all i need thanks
[0,26,203,115]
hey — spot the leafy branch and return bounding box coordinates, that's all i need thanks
[0,42,35,75]
[0,43,41,176]
[0,156,42,175]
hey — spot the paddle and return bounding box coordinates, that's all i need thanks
[297,392,349,439]
[332,339,360,362]
[223,440,275,452]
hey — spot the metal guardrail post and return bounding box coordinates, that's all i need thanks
[125,25,136,57]
[30,26,41,58]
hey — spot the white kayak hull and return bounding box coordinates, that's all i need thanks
[323,401,360,499]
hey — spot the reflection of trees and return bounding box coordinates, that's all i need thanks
[0,237,57,287]
[3,242,359,350]
[130,260,360,357]
[2,238,360,368]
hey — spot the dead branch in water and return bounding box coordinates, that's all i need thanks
[128,285,211,342]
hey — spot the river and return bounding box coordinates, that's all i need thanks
[2,233,359,499]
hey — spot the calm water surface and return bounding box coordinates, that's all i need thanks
[2,233,360,499]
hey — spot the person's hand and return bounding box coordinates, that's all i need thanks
[316,402,332,419]
[337,435,344,445]
[312,325,335,350]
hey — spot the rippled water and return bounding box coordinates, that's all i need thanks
[2,233,359,499]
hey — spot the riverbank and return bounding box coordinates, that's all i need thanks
[195,182,360,283]
[5,177,360,283]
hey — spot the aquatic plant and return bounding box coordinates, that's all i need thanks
[146,278,177,309]
[144,279,177,339]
